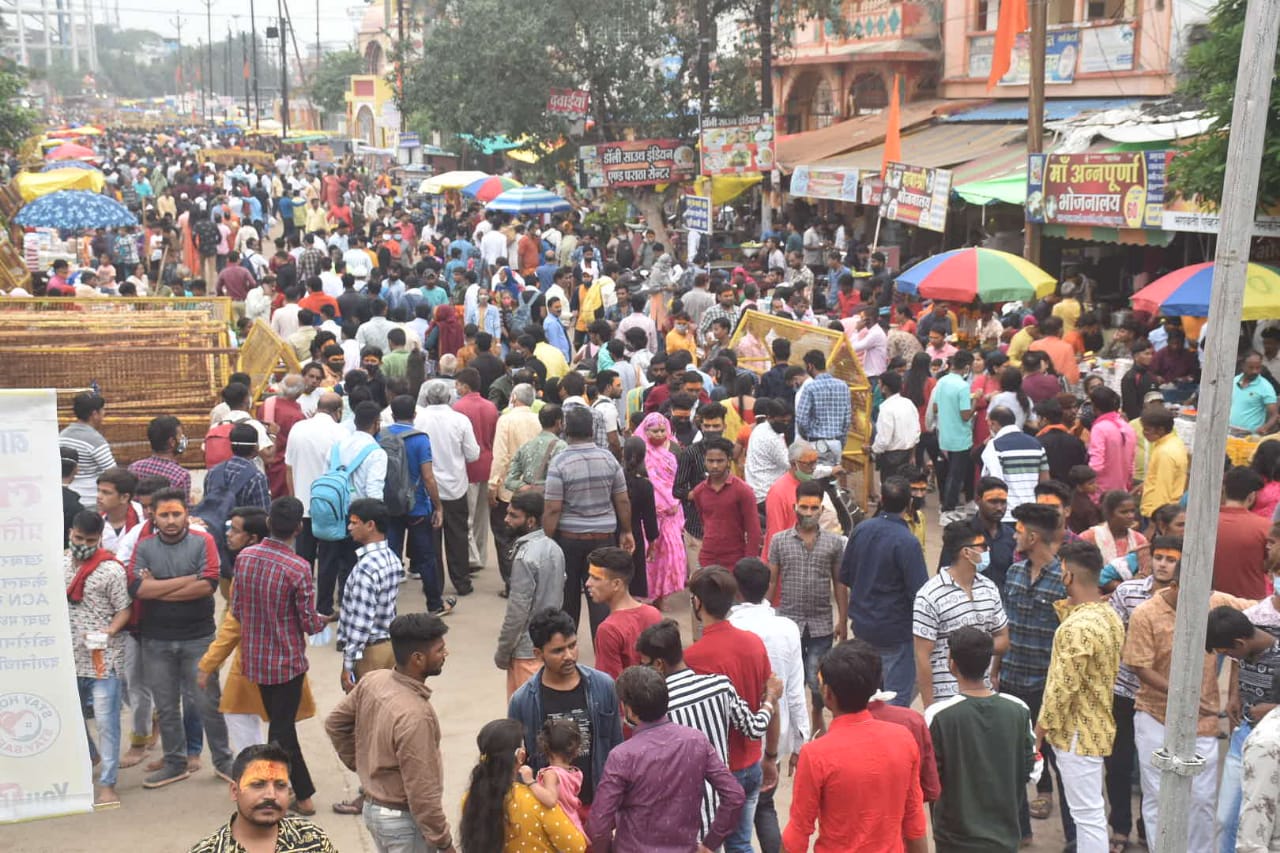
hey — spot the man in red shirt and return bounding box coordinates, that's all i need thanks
[690,438,761,570]
[452,368,499,573]
[297,276,339,320]
[1214,466,1272,598]
[585,546,662,679]
[685,566,779,852]
[783,640,929,853]
[215,251,255,303]
[516,224,541,278]
[256,374,308,499]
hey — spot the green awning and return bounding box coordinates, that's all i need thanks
[954,172,1027,206]
[458,134,522,155]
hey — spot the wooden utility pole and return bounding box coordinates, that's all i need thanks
[757,0,774,238]
[277,0,288,138]
[1022,0,1046,265]
[1153,0,1280,849]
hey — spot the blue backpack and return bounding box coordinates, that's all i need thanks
[310,442,378,541]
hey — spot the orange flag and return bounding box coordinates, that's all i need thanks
[881,73,901,178]
[988,0,1028,89]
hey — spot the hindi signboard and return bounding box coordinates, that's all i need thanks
[0,390,94,824]
[700,114,775,176]
[1026,151,1165,229]
[577,140,697,189]
[1079,23,1135,74]
[547,88,590,117]
[684,195,712,235]
[879,162,952,233]
[790,165,861,203]
[1000,30,1080,85]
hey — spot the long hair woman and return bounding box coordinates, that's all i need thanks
[459,719,585,853]
[623,436,659,599]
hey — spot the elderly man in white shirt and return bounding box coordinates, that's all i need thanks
[415,379,481,597]
[870,371,921,484]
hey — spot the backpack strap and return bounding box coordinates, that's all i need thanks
[341,441,379,476]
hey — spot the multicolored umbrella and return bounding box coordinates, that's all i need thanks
[1131,262,1280,320]
[485,187,571,214]
[419,170,491,194]
[895,247,1057,304]
[14,190,137,230]
[45,142,99,162]
[461,175,522,202]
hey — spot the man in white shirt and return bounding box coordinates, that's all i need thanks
[728,557,809,847]
[356,300,397,354]
[480,227,509,278]
[415,380,481,597]
[315,400,387,617]
[744,400,792,506]
[870,371,921,484]
[285,392,346,562]
[319,257,344,298]
[851,306,888,382]
[343,237,373,287]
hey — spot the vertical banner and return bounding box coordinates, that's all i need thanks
[0,390,94,823]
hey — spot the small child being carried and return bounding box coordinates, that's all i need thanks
[519,717,586,833]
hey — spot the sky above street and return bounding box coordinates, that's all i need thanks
[102,0,363,51]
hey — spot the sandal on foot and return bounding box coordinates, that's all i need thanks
[1029,795,1053,820]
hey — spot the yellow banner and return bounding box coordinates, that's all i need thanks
[196,148,275,170]
[0,390,94,823]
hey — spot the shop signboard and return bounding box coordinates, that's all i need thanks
[547,88,590,117]
[1079,23,1135,74]
[699,114,775,176]
[577,139,697,189]
[860,176,883,206]
[684,195,712,235]
[790,165,860,202]
[879,162,952,233]
[1025,151,1165,229]
[1000,30,1080,85]
[1161,151,1280,235]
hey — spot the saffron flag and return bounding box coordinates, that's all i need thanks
[243,58,251,80]
[988,0,1029,89]
[881,74,901,178]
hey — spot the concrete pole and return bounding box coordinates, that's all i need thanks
[41,0,51,70]
[16,1,28,67]
[68,0,79,72]
[1152,0,1280,849]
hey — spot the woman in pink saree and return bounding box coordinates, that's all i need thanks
[638,412,686,606]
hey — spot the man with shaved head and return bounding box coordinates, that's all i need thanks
[284,392,347,567]
[259,373,307,500]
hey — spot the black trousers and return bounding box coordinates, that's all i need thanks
[1105,693,1137,837]
[294,517,318,571]
[876,448,913,483]
[490,499,516,589]
[316,536,357,615]
[440,496,472,595]
[257,674,314,801]
[557,533,612,639]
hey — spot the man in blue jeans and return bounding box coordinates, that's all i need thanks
[1206,604,1280,853]
[383,395,452,616]
[66,511,131,806]
[839,476,929,706]
[126,488,233,788]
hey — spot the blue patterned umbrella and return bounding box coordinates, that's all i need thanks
[13,190,137,230]
[485,186,572,214]
[40,160,100,172]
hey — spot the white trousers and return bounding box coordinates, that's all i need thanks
[1055,740,1108,853]
[225,713,265,757]
[1134,710,1220,853]
[465,481,489,568]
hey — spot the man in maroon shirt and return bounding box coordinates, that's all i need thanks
[585,546,662,679]
[257,374,307,499]
[215,251,255,303]
[1214,466,1272,598]
[452,368,499,572]
[691,438,761,570]
[685,566,779,852]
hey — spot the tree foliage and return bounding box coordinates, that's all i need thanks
[311,50,364,116]
[1168,0,1280,207]
[0,61,37,150]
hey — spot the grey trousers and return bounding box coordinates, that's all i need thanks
[142,635,232,772]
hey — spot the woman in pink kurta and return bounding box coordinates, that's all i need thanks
[638,412,685,605]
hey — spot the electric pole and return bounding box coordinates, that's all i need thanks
[242,32,250,123]
[197,37,205,120]
[170,15,183,107]
[396,0,405,101]
[1152,0,1280,848]
[249,0,260,128]
[225,23,233,120]
[1023,0,1047,265]
[277,0,288,138]
[200,0,213,123]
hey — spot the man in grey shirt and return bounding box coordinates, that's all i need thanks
[494,491,566,698]
[543,407,634,638]
[60,392,115,505]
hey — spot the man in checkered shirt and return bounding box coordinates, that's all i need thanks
[794,349,851,467]
[337,498,403,693]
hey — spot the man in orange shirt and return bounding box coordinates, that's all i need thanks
[783,640,928,853]
[298,276,339,319]
[1029,315,1080,385]
[516,224,541,278]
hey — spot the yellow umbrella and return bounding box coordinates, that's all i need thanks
[420,170,491,194]
[14,167,106,201]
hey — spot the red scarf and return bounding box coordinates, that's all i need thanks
[66,548,116,603]
[104,504,141,535]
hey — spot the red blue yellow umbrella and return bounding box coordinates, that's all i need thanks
[461,175,522,202]
[1130,262,1280,320]
[895,247,1057,304]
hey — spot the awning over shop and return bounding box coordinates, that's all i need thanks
[938,98,1154,123]
[807,122,1025,172]
[1044,224,1175,247]
[954,172,1026,206]
[775,99,982,171]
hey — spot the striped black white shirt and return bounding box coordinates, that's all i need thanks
[980,425,1049,521]
[665,667,773,837]
[913,567,1008,701]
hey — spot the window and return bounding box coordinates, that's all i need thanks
[850,73,888,115]
[976,0,998,31]
[1047,0,1075,25]
[812,79,834,128]
[1086,0,1128,19]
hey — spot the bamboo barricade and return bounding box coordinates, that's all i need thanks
[728,309,874,506]
[237,319,303,402]
[0,297,236,466]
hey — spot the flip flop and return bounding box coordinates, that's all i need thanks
[289,800,317,817]
[431,596,457,616]
[332,798,363,815]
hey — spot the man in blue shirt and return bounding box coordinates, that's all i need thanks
[535,250,559,293]
[931,349,976,514]
[794,349,852,467]
[384,395,451,616]
[838,477,929,706]
[1230,352,1279,435]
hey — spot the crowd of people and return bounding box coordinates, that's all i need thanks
[33,130,1280,853]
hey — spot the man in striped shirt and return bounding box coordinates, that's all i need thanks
[60,392,116,506]
[981,406,1049,521]
[636,618,779,840]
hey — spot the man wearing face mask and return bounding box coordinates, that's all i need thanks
[668,392,699,448]
[673,403,728,565]
[128,414,192,502]
[744,399,792,515]
[912,522,1009,710]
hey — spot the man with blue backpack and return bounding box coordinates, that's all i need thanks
[311,401,387,617]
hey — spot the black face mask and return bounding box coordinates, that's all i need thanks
[771,420,788,434]
[911,496,925,511]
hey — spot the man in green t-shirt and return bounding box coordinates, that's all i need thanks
[925,626,1038,850]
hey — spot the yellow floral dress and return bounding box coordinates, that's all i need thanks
[502,783,586,853]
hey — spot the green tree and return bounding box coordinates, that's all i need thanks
[0,61,36,150]
[311,50,364,117]
[1168,0,1280,207]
